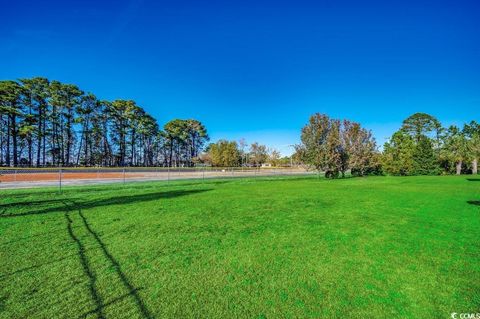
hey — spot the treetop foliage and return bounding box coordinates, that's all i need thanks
[401,112,442,141]
[0,77,209,167]
[297,113,379,178]
[298,112,478,178]
[384,113,478,176]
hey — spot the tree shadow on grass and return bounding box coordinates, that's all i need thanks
[64,210,106,319]
[0,189,211,218]
[79,288,145,318]
[0,226,83,246]
[0,199,70,210]
[0,179,227,200]
[0,186,114,199]
[466,178,480,182]
[1,188,192,318]
[2,197,161,318]
[62,199,154,319]
[467,200,480,206]
[0,254,77,279]
[164,180,231,188]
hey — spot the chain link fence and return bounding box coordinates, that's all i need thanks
[0,166,314,189]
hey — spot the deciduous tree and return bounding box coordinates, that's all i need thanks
[208,140,240,167]
[249,142,268,166]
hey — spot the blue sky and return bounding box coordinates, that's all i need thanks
[1,0,478,155]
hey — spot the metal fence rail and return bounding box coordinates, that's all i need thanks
[0,167,314,189]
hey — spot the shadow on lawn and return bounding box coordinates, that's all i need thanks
[466,178,480,182]
[2,189,213,317]
[2,187,212,317]
[0,188,211,218]
[0,254,76,279]
[0,226,82,246]
[2,196,161,318]
[467,200,480,206]
[1,179,227,200]
[64,209,106,318]
[79,288,145,318]
[0,199,70,210]
[62,199,153,319]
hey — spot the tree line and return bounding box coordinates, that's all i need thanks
[202,140,289,167]
[2,78,476,174]
[0,77,209,167]
[296,112,479,177]
[382,113,479,176]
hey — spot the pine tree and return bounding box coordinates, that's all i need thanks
[412,135,439,175]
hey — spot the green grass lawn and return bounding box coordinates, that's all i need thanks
[1,176,479,318]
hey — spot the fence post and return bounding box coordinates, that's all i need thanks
[123,167,126,185]
[167,166,170,183]
[203,165,205,180]
[59,168,62,193]
[14,169,17,182]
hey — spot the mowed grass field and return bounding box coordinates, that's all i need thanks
[1,176,479,318]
